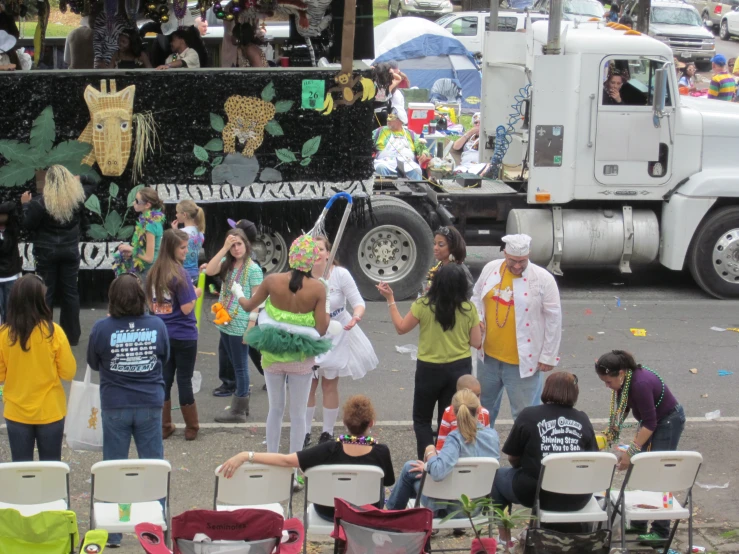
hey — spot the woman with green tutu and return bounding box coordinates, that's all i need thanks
[231,235,332,454]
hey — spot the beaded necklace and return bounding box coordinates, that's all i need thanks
[223,259,249,318]
[337,435,376,446]
[604,366,665,444]
[493,263,514,328]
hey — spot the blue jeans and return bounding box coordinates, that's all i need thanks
[0,279,17,322]
[219,332,250,397]
[491,467,523,513]
[478,356,544,427]
[375,163,423,181]
[386,461,423,511]
[102,407,164,546]
[5,417,65,462]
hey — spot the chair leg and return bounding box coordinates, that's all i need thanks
[620,504,626,551]
[688,491,694,554]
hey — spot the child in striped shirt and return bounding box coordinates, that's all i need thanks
[708,54,736,101]
[436,374,491,449]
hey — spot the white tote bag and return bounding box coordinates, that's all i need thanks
[64,365,103,452]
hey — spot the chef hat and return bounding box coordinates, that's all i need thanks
[502,234,532,257]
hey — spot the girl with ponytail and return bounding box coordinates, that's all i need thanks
[595,350,684,545]
[386,389,500,516]
[173,199,206,284]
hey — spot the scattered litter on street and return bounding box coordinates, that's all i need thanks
[587,335,594,341]
[584,309,593,315]
[192,371,202,394]
[198,351,216,355]
[615,297,621,307]
[726,328,739,333]
[689,368,698,374]
[695,482,729,490]
[718,370,734,376]
[710,327,726,332]
[701,394,709,398]
[705,410,721,420]
[597,331,605,335]
[395,344,418,360]
[630,328,647,337]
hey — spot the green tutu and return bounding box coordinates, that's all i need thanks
[245,325,332,368]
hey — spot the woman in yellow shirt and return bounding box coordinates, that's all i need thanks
[0,274,77,461]
[377,264,482,459]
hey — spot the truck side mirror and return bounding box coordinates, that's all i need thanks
[653,67,667,128]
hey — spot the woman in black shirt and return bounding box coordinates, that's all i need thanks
[219,395,394,521]
[491,372,597,549]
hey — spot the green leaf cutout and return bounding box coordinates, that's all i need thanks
[104,211,123,236]
[193,145,209,162]
[210,113,225,132]
[274,100,294,113]
[30,106,55,153]
[194,166,207,176]
[0,140,39,167]
[204,138,224,152]
[85,194,102,216]
[261,82,276,103]
[127,185,144,207]
[265,120,284,136]
[302,136,321,158]
[88,224,109,240]
[46,141,92,165]
[0,162,36,187]
[117,225,135,240]
[300,157,311,166]
[275,149,297,163]
[211,156,223,166]
[109,182,119,198]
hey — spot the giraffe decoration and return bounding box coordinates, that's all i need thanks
[78,79,136,177]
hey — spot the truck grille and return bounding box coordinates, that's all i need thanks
[662,36,709,49]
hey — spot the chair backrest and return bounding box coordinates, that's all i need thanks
[540,453,618,495]
[91,460,171,503]
[304,465,384,507]
[0,462,69,506]
[214,463,293,506]
[0,509,78,554]
[340,520,427,554]
[626,451,703,492]
[420,458,499,501]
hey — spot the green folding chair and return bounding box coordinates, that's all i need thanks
[0,509,79,554]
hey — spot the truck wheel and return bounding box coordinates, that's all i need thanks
[688,206,739,299]
[344,197,434,300]
[252,229,291,274]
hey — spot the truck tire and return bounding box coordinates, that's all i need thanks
[688,206,739,299]
[253,229,293,275]
[343,196,434,301]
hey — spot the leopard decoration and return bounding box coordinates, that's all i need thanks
[222,95,276,158]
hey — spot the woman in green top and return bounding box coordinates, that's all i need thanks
[204,229,264,423]
[378,263,482,459]
[114,187,165,280]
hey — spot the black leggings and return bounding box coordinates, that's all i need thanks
[412,357,472,459]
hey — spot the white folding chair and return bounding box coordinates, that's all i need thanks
[0,462,70,516]
[90,460,172,546]
[532,452,618,528]
[610,451,703,554]
[213,463,294,518]
[413,457,499,536]
[302,464,385,554]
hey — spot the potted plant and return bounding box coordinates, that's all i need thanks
[440,495,532,554]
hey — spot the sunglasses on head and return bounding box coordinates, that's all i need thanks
[435,226,451,236]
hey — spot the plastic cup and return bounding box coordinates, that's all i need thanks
[279,56,289,67]
[429,121,437,134]
[118,503,131,522]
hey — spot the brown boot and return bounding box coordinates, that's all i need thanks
[181,403,200,441]
[162,400,176,439]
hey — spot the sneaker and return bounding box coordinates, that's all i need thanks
[638,532,668,544]
[318,431,333,444]
[496,536,518,552]
[304,433,312,448]
[212,385,234,397]
[452,528,466,537]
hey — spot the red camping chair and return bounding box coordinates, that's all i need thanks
[136,508,303,554]
[332,498,434,554]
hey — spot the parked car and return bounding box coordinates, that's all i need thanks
[628,0,715,68]
[388,0,454,19]
[719,4,739,39]
[688,0,739,31]
[531,0,605,22]
[435,10,548,55]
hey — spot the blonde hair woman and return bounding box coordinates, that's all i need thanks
[386,388,500,516]
[21,165,96,346]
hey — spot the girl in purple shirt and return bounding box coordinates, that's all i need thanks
[595,349,684,544]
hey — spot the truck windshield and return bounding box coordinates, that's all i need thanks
[563,0,604,17]
[650,7,702,26]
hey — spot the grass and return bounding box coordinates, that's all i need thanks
[17,21,78,38]
[374,0,390,26]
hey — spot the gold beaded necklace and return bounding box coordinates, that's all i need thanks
[493,263,514,328]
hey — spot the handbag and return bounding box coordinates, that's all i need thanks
[63,365,103,452]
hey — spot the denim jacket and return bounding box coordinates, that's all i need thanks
[422,424,500,515]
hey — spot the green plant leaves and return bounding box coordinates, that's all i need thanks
[85,194,102,216]
[204,138,223,152]
[117,225,135,240]
[109,182,119,198]
[302,136,321,158]
[88,224,109,240]
[105,211,123,236]
[127,185,144,207]
[212,156,223,166]
[265,120,284,136]
[275,149,297,163]
[210,113,225,132]
[300,157,311,166]
[0,162,36,187]
[261,82,276,103]
[46,141,92,165]
[274,100,294,113]
[193,145,209,162]
[194,166,207,176]
[30,106,55,153]
[0,140,38,167]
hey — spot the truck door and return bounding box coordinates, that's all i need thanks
[594,56,674,186]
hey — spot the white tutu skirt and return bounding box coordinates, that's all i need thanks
[315,310,378,380]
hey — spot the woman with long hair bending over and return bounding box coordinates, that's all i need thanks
[21,165,96,345]
[147,229,202,440]
[305,236,378,446]
[0,274,76,461]
[377,263,482,460]
[232,235,330,455]
[204,229,263,422]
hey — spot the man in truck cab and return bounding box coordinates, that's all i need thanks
[372,107,430,181]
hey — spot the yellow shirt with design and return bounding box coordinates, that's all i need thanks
[483,268,521,365]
